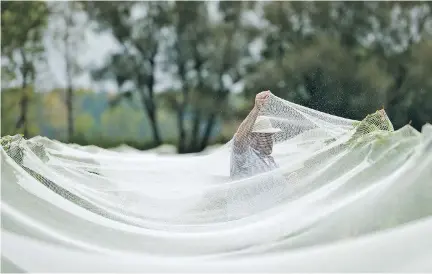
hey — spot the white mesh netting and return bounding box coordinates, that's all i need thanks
[1,93,432,272]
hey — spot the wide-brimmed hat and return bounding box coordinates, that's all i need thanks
[252,116,282,134]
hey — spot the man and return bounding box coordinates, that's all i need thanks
[230,90,282,179]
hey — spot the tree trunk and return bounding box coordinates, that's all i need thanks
[175,54,189,153]
[144,98,162,146]
[136,54,162,147]
[16,53,29,138]
[65,55,74,141]
[65,11,74,142]
[16,86,29,138]
[387,64,407,107]
[177,107,187,153]
[199,112,217,152]
[66,85,74,141]
[386,64,407,124]
[148,108,162,146]
[148,57,162,146]
[189,109,202,152]
[139,92,162,146]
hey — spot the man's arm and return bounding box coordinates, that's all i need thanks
[233,91,270,152]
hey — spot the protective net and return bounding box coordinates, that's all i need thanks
[1,93,432,272]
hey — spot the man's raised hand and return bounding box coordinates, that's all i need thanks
[255,90,271,109]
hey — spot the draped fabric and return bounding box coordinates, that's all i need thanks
[1,94,431,272]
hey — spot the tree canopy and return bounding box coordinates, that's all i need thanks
[1,1,431,152]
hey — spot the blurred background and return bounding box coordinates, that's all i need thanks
[1,1,431,153]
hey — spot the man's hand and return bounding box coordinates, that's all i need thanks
[255,90,271,109]
[234,90,271,147]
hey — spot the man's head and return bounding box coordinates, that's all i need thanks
[251,116,281,155]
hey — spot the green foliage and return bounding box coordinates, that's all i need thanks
[2,1,432,153]
[1,2,48,53]
[1,86,42,136]
[166,1,260,153]
[101,104,143,140]
[1,88,235,150]
[1,1,49,83]
[83,1,174,146]
[82,1,261,153]
[48,1,87,141]
[1,1,49,138]
[246,1,432,128]
[74,113,95,138]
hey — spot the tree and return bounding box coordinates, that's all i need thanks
[1,1,49,137]
[83,1,172,146]
[48,1,86,141]
[168,1,259,153]
[83,1,259,152]
[367,2,432,128]
[245,1,432,129]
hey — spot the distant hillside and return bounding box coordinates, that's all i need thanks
[1,88,240,146]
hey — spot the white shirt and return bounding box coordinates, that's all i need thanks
[230,139,279,179]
